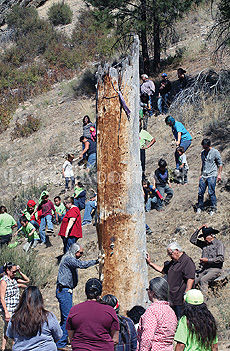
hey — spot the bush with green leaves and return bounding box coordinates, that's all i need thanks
[0,246,52,287]
[11,114,41,140]
[48,2,73,26]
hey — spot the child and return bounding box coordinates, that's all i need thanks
[177,146,189,184]
[154,159,173,210]
[63,154,75,192]
[73,182,86,211]
[36,191,58,246]
[54,196,66,223]
[18,200,41,230]
[142,179,163,212]
[19,216,40,252]
[89,126,96,142]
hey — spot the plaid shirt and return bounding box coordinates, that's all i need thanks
[0,276,20,313]
[115,316,137,351]
[137,301,177,351]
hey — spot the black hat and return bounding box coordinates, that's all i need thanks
[85,278,102,297]
[198,227,219,238]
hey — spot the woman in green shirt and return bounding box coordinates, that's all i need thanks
[174,289,218,351]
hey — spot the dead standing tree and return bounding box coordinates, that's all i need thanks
[96,36,148,312]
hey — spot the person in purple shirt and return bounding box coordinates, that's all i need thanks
[66,278,119,351]
[6,286,62,351]
[165,115,192,170]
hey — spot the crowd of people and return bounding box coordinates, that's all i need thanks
[0,68,225,351]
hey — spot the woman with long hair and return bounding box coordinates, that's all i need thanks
[102,294,137,351]
[0,262,29,351]
[66,278,119,351]
[6,286,62,350]
[137,277,177,351]
[174,289,218,351]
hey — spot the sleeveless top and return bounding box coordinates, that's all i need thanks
[0,275,20,313]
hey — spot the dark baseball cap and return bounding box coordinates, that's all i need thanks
[85,278,102,297]
[198,227,219,238]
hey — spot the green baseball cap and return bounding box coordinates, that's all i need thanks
[184,289,204,305]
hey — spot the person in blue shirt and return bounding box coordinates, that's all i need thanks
[165,115,192,170]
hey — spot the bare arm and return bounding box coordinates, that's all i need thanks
[111,330,119,345]
[217,165,223,182]
[79,141,90,158]
[0,280,11,321]
[212,343,218,351]
[146,254,164,273]
[65,217,76,238]
[185,279,194,292]
[17,266,30,287]
[175,342,185,351]
[176,132,181,146]
[145,138,156,149]
[67,330,74,343]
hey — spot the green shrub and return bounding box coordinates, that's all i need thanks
[71,69,97,97]
[6,5,39,38]
[11,114,41,139]
[44,43,81,69]
[48,2,73,26]
[0,246,52,287]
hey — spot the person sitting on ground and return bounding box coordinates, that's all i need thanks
[127,306,146,331]
[54,196,66,224]
[139,120,156,180]
[18,216,40,252]
[146,242,195,319]
[7,286,62,351]
[62,154,75,192]
[102,294,137,351]
[82,193,97,226]
[177,146,189,185]
[190,225,224,295]
[165,115,192,170]
[177,68,187,91]
[154,159,173,211]
[174,289,218,351]
[137,277,177,351]
[142,179,163,212]
[140,74,155,116]
[73,182,86,211]
[56,245,99,350]
[196,138,222,216]
[35,191,58,247]
[79,136,97,172]
[66,278,119,351]
[158,73,171,114]
[18,200,40,230]
[58,197,82,254]
[0,262,29,351]
[0,206,17,247]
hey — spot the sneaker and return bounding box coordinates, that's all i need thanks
[146,228,152,235]
[209,210,216,216]
[196,208,202,214]
[82,222,91,226]
[39,242,46,246]
[47,229,54,233]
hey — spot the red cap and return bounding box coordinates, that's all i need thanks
[27,200,36,207]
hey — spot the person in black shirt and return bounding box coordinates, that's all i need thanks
[157,73,171,114]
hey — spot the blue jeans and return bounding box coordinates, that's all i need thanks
[87,153,96,169]
[39,215,53,243]
[62,236,77,254]
[56,287,73,348]
[157,185,173,209]
[158,93,169,114]
[65,177,75,190]
[145,197,158,212]
[82,200,96,224]
[198,176,217,210]
[175,140,191,169]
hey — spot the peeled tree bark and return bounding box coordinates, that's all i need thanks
[96,36,148,312]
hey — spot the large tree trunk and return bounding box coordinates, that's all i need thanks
[140,0,150,75]
[96,36,148,313]
[153,15,161,72]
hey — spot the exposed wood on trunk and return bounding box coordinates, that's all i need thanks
[96,36,148,312]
